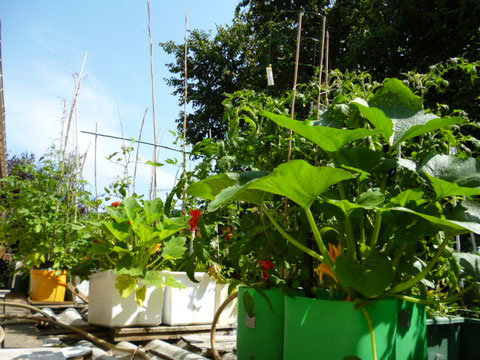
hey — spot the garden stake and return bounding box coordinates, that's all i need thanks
[316,16,326,119]
[210,291,239,360]
[94,122,99,219]
[324,30,329,107]
[147,0,158,200]
[133,108,148,194]
[182,6,189,214]
[287,11,303,162]
[51,52,88,257]
[285,11,303,219]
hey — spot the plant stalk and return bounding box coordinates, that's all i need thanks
[361,305,378,360]
[389,234,452,294]
[261,204,322,261]
[304,207,335,270]
[391,284,475,305]
[369,210,382,248]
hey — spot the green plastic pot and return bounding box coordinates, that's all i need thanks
[426,317,463,360]
[283,295,427,360]
[237,287,284,360]
[460,318,480,360]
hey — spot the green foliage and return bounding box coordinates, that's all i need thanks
[0,149,95,273]
[189,79,480,301]
[83,196,189,306]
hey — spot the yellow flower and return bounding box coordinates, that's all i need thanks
[151,243,162,254]
[315,243,342,283]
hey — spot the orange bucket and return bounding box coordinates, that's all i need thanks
[29,269,68,301]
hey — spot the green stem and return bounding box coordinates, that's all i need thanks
[361,305,378,360]
[260,204,323,262]
[359,216,366,246]
[369,210,382,248]
[338,183,356,260]
[391,284,475,305]
[147,254,163,270]
[391,242,407,271]
[304,207,335,270]
[389,234,451,294]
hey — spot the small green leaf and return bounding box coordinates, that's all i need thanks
[143,271,166,288]
[162,236,187,260]
[146,161,164,167]
[357,191,385,208]
[115,274,137,298]
[165,272,187,289]
[389,189,427,207]
[135,285,147,307]
[243,290,256,318]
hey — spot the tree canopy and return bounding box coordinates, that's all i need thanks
[161,0,480,144]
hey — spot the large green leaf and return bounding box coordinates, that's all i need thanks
[391,207,480,235]
[448,200,480,225]
[247,160,354,208]
[143,198,164,225]
[360,79,462,145]
[123,197,143,224]
[211,160,353,210]
[352,102,393,141]
[453,252,480,282]
[156,216,189,241]
[263,111,379,153]
[335,253,395,298]
[395,116,464,145]
[103,221,130,242]
[187,172,269,201]
[334,148,396,176]
[369,79,423,119]
[418,155,480,187]
[425,173,480,200]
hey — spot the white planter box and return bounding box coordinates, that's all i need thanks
[88,270,164,328]
[215,283,238,326]
[162,272,216,325]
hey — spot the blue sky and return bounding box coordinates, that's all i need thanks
[1,0,238,199]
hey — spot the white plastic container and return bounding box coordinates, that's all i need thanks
[162,271,216,325]
[88,270,164,328]
[214,283,238,326]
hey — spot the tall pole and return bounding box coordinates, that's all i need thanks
[316,16,326,119]
[287,12,303,162]
[182,7,189,214]
[324,30,330,108]
[147,0,158,199]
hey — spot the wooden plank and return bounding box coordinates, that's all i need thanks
[113,324,235,335]
[112,329,234,342]
[3,293,43,348]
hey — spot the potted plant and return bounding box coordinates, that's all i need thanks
[84,196,190,327]
[188,79,480,359]
[0,150,94,301]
